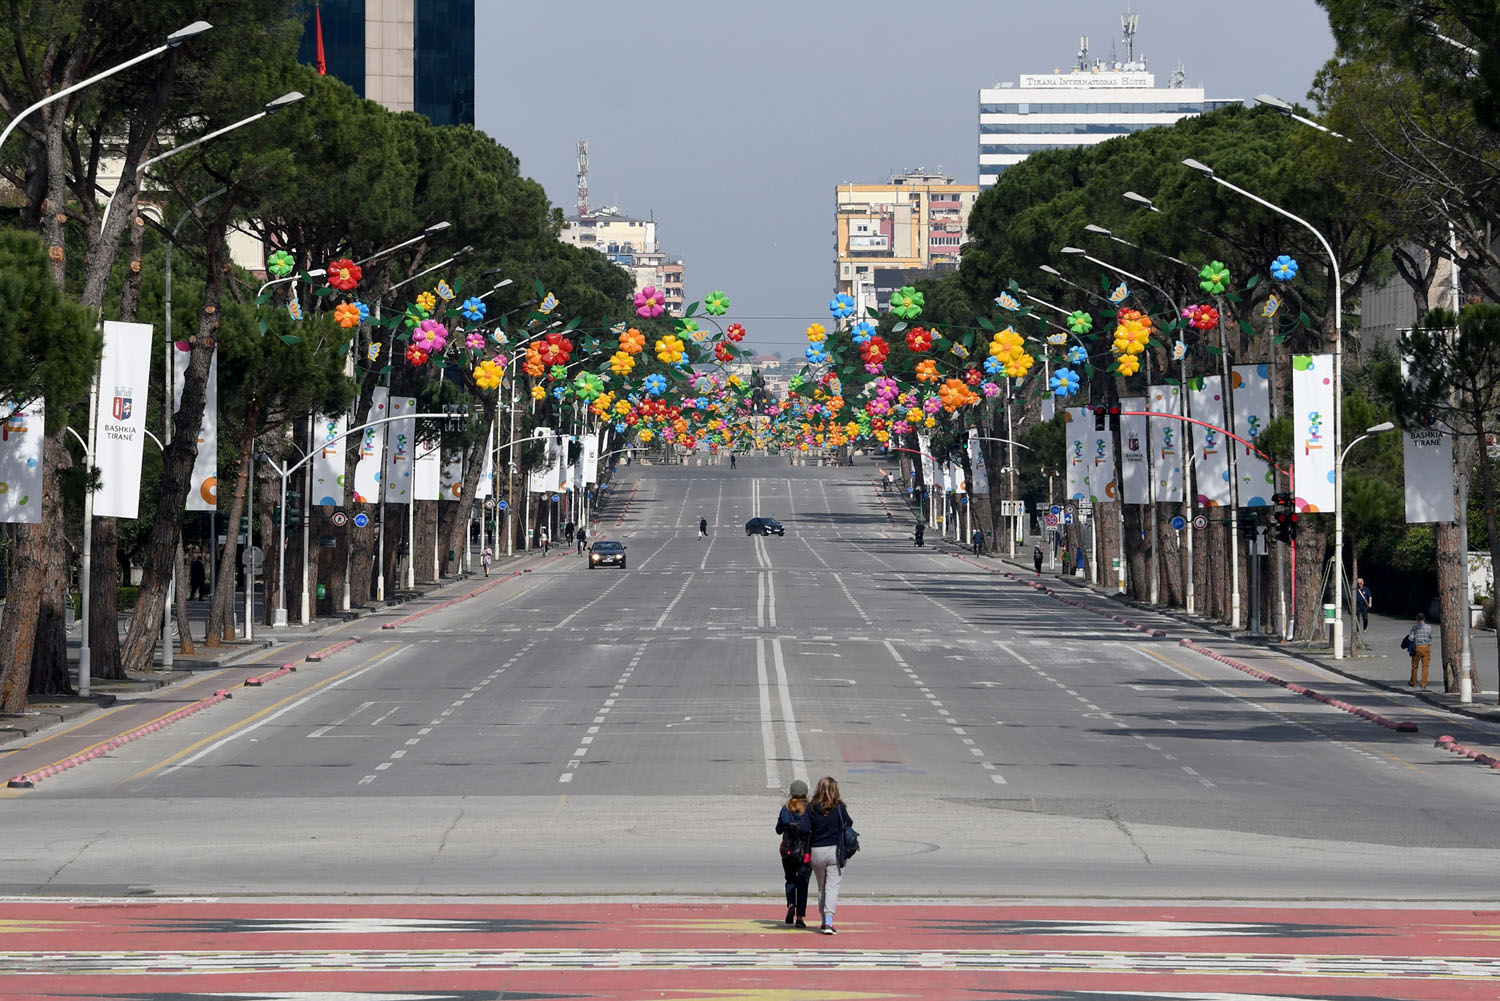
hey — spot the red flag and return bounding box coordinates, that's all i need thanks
[314,2,327,75]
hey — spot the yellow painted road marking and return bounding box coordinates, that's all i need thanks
[119,644,407,787]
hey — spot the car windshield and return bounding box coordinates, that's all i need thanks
[592,541,623,552]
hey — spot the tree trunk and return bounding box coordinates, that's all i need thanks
[1436,521,1466,692]
[173,537,196,655]
[28,516,71,697]
[0,432,71,711]
[205,403,258,645]
[1125,505,1150,599]
[1472,431,1500,702]
[415,500,438,582]
[89,517,122,680]
[1293,521,1329,642]
[442,395,497,576]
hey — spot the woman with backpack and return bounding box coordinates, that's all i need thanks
[807,776,854,935]
[774,779,812,928]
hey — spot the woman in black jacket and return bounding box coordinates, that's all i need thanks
[774,779,812,927]
[806,776,853,934]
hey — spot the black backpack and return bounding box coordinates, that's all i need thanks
[780,811,809,862]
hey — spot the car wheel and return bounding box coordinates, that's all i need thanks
[620,560,627,569]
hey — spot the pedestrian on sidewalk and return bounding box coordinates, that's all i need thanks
[480,545,493,576]
[730,453,737,470]
[576,526,587,554]
[1075,545,1085,576]
[971,528,984,556]
[189,551,207,600]
[807,776,853,935]
[1406,613,1433,688]
[539,529,550,556]
[1033,541,1043,576]
[1355,578,1372,631]
[1062,547,1073,575]
[564,521,575,545]
[913,521,924,547]
[775,779,812,928]
[699,516,708,540]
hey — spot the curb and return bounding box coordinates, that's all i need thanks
[1003,572,1167,638]
[306,637,359,662]
[244,663,296,687]
[1433,734,1500,771]
[379,566,529,631]
[1177,638,1418,734]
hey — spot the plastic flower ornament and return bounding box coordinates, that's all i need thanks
[607,351,635,376]
[416,290,438,314]
[574,372,604,401]
[643,373,667,396]
[466,331,485,350]
[1066,345,1087,365]
[1117,353,1141,377]
[914,359,939,383]
[938,378,976,412]
[655,334,685,364]
[990,327,1025,359]
[704,290,731,315]
[1112,308,1152,355]
[851,320,875,344]
[860,335,890,366]
[1050,367,1081,397]
[473,359,505,390]
[266,250,295,277]
[715,342,734,363]
[889,286,925,320]
[1270,254,1299,282]
[1183,303,1219,332]
[549,363,568,381]
[805,342,828,364]
[405,344,429,367]
[983,354,1003,375]
[620,327,645,355]
[635,285,666,318]
[355,301,370,324]
[1063,310,1091,335]
[905,326,933,353]
[326,258,362,291]
[333,302,362,329]
[523,346,545,378]
[726,323,746,342]
[1002,351,1034,379]
[538,332,572,366]
[412,319,449,354]
[460,297,487,322]
[828,292,856,319]
[1198,260,1231,295]
[806,322,826,342]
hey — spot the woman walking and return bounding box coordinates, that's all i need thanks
[774,779,812,928]
[807,776,853,934]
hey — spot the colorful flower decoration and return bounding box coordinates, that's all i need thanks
[538,331,573,366]
[994,290,1021,311]
[473,358,505,390]
[538,292,560,315]
[989,327,1025,359]
[1270,255,1299,282]
[403,304,428,328]
[416,290,438,313]
[574,372,604,400]
[435,279,455,301]
[460,297,486,321]
[465,331,485,350]
[1198,261,1231,295]
[332,301,361,328]
[805,343,828,364]
[530,384,546,400]
[609,351,635,375]
[655,334,685,364]
[704,290,731,315]
[806,322,826,342]
[523,346,545,377]
[682,318,709,343]
[889,286,925,320]
[983,354,1003,374]
[620,327,645,355]
[286,298,303,321]
[1184,303,1219,331]
[938,378,977,411]
[412,318,449,353]
[549,363,568,381]
[635,286,666,318]
[828,292,856,319]
[726,323,746,342]
[715,342,734,363]
[860,335,890,366]
[1003,351,1034,378]
[266,250,295,277]
[906,326,932,352]
[1112,308,1152,356]
[405,344,429,367]
[851,319,875,344]
[1050,367,1081,397]
[643,373,667,396]
[355,301,370,323]
[915,359,939,383]
[1066,310,1093,335]
[1117,353,1141,377]
[1066,345,1087,365]
[1172,339,1187,361]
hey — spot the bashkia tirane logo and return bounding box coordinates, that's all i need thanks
[111,386,133,422]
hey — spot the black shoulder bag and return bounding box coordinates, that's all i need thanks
[837,804,860,865]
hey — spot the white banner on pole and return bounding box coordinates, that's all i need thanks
[529,428,558,494]
[1404,428,1455,522]
[947,461,963,494]
[917,432,935,492]
[172,344,217,511]
[383,395,417,504]
[1065,407,1114,503]
[478,423,494,499]
[94,320,153,519]
[1148,385,1183,503]
[446,446,467,501]
[1291,353,1336,512]
[1119,396,1148,504]
[582,434,600,486]
[414,437,441,501]
[1230,364,1274,507]
[1188,375,1232,508]
[966,429,990,495]
[353,389,386,504]
[311,413,346,506]
[1065,407,1089,501]
[0,398,44,523]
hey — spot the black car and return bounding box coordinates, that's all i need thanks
[589,540,627,569]
[745,517,785,537]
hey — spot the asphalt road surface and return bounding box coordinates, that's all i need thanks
[4,456,1499,998]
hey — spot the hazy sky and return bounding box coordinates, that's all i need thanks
[476,1,1335,354]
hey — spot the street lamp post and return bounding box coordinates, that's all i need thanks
[1337,421,1396,654]
[1183,157,1345,655]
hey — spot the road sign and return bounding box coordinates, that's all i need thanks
[1044,513,1059,527]
[498,500,508,511]
[1049,505,1061,516]
[353,512,370,529]
[483,498,495,511]
[1065,503,1076,515]
[1063,512,1074,525]
[1193,514,1208,530]
[241,546,263,569]
[551,493,560,502]
[330,511,348,527]
[1170,515,1187,531]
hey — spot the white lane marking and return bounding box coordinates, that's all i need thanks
[559,640,646,783]
[165,647,407,776]
[701,481,723,570]
[770,637,807,785]
[885,639,1005,785]
[308,700,375,738]
[553,574,630,629]
[631,535,677,573]
[757,638,780,789]
[653,573,695,629]
[766,564,777,628]
[801,535,832,570]
[756,572,766,629]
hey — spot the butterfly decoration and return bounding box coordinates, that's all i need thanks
[286,298,303,321]
[538,292,560,315]
[994,291,1021,311]
[490,331,509,346]
[435,279,456,301]
[950,343,970,359]
[1261,294,1281,318]
[1047,332,1068,346]
[367,342,381,362]
[1108,282,1129,304]
[610,322,626,335]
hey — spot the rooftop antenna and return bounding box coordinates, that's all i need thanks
[1121,9,1139,65]
[1168,62,1186,89]
[1076,34,1089,71]
[576,139,591,221]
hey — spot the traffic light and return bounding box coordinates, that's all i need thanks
[1273,510,1299,544]
[1241,517,1260,543]
[286,490,302,529]
[1093,405,1107,431]
[239,515,249,536]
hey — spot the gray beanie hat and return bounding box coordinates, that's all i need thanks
[789,779,809,799]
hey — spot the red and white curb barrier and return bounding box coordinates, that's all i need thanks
[306,636,359,662]
[244,663,296,687]
[380,568,525,630]
[1178,639,1419,734]
[1006,573,1168,638]
[7,686,237,789]
[1433,734,1500,770]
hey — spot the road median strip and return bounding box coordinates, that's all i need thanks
[1433,734,1500,770]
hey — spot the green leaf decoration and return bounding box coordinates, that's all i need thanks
[258,316,268,335]
[1239,322,1256,340]
[1273,334,1287,344]
[533,278,546,297]
[255,293,270,307]
[684,301,699,317]
[1100,274,1111,292]
[1246,274,1260,289]
[297,268,316,285]
[1165,376,1182,386]
[452,277,463,295]
[279,333,301,346]
[1298,311,1313,329]
[892,321,908,333]
[1204,343,1223,356]
[1224,292,1242,303]
[380,364,392,376]
[564,315,581,331]
[977,316,995,331]
[866,306,881,319]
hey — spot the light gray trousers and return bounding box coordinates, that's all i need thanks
[810,845,842,921]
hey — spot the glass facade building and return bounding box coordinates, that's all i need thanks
[415,0,475,127]
[297,0,366,96]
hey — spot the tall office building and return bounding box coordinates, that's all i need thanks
[297,0,475,126]
[834,170,979,311]
[977,16,1235,187]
